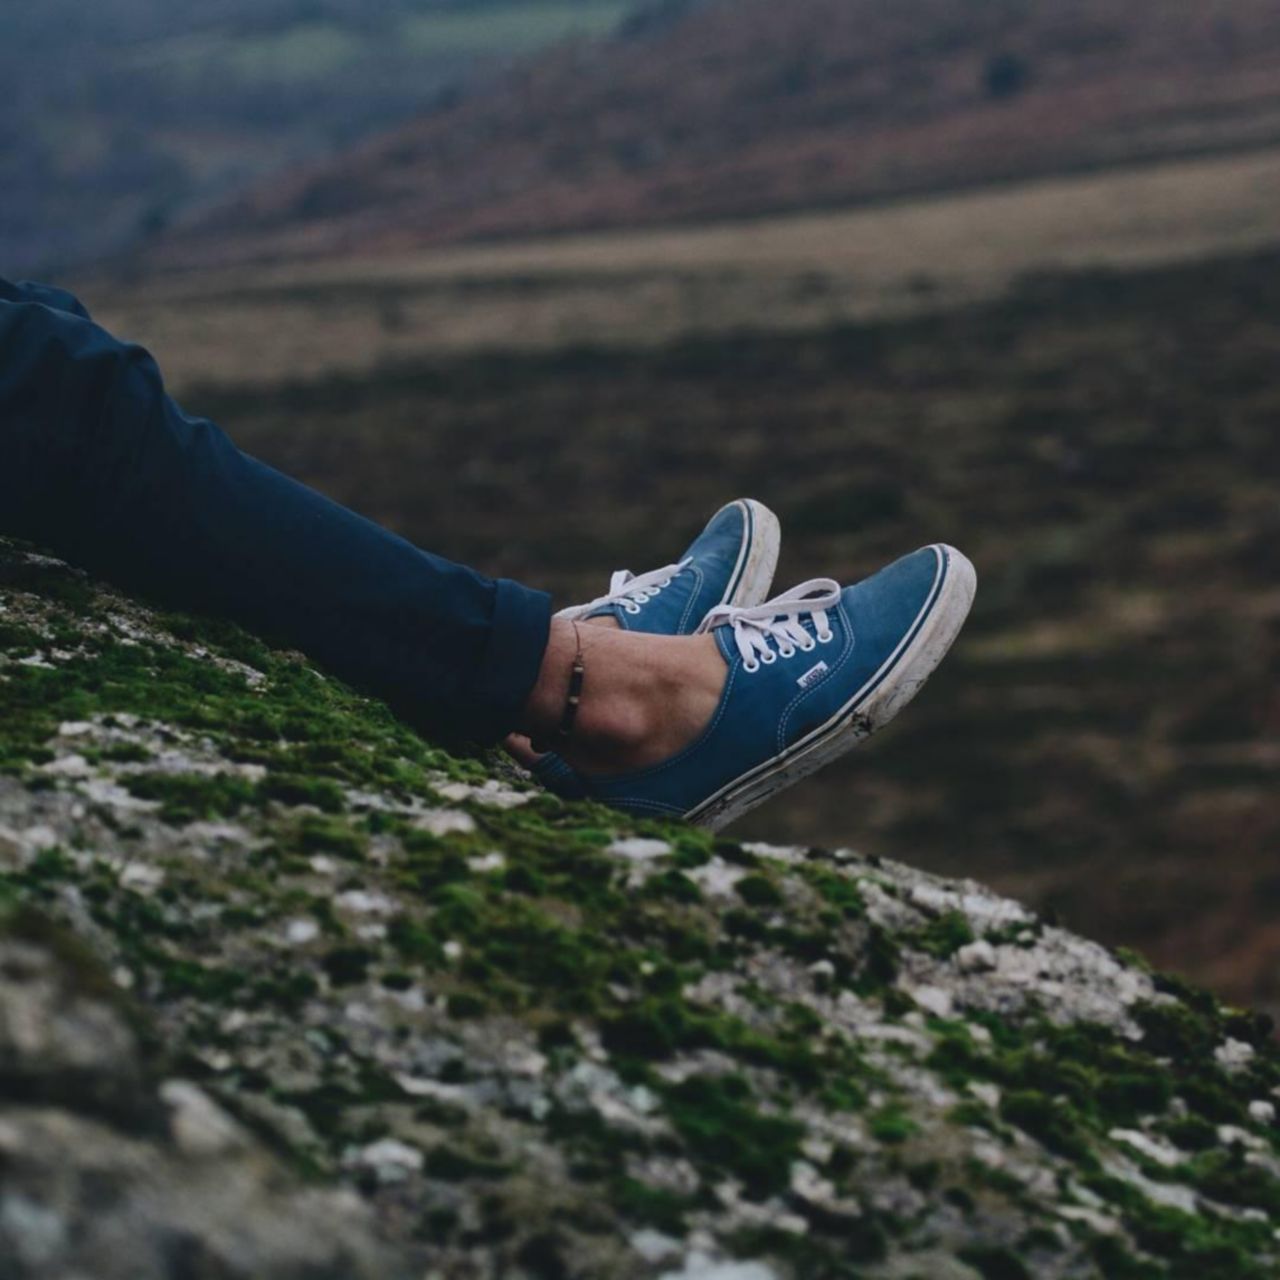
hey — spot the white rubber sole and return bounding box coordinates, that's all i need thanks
[724,498,781,611]
[687,544,977,832]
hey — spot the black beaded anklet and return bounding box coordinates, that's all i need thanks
[531,621,585,754]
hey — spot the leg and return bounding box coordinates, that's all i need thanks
[0,280,972,825]
[0,279,552,744]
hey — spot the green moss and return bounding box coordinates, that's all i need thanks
[1096,1069,1172,1119]
[99,740,153,764]
[869,1102,918,1145]
[602,987,827,1086]
[641,868,703,904]
[910,910,975,959]
[855,924,900,992]
[1000,1090,1094,1163]
[1087,1237,1163,1279]
[387,915,445,967]
[445,991,488,1018]
[159,957,247,1002]
[248,969,319,1009]
[661,1073,803,1197]
[710,840,759,867]
[1134,1000,1219,1060]
[424,1144,509,1180]
[949,1100,998,1131]
[259,773,345,813]
[612,1177,696,1232]
[322,945,375,986]
[735,873,784,908]
[291,813,367,859]
[1187,1146,1280,1214]
[984,922,1039,949]
[0,620,46,652]
[799,865,866,918]
[1179,1077,1248,1126]
[125,771,258,823]
[671,834,712,869]
[965,1159,1025,1200]
[1084,1171,1276,1278]
[957,1246,1032,1280]
[1163,1113,1217,1151]
[819,1076,868,1113]
[729,1218,887,1267]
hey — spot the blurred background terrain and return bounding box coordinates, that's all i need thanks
[2,0,633,273]
[4,0,1277,1017]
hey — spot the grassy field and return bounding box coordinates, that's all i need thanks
[127,3,631,83]
[82,233,1280,1020]
[92,145,1280,393]
[401,2,629,55]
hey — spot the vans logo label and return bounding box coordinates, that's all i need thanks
[797,661,829,690]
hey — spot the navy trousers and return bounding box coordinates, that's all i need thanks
[0,278,551,744]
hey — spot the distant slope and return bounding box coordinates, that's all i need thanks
[92,147,1280,391]
[147,0,1280,271]
[0,0,636,275]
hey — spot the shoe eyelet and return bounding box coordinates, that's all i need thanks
[760,651,777,665]
[625,603,642,615]
[817,630,834,644]
[799,639,816,653]
[743,659,760,674]
[778,645,796,659]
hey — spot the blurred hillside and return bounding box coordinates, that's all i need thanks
[143,0,1280,271]
[0,0,636,274]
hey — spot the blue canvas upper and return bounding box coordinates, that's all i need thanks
[574,499,766,635]
[577,545,951,818]
[532,499,774,796]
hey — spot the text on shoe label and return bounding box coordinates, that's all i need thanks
[797,661,829,690]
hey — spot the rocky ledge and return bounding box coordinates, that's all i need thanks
[1,538,1277,1280]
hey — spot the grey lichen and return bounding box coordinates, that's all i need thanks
[2,537,1278,1280]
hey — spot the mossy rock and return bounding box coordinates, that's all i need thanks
[2,536,1279,1279]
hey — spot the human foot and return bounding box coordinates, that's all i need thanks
[517,623,727,776]
[518,498,778,790]
[553,545,977,830]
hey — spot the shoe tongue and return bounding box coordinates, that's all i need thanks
[712,625,738,666]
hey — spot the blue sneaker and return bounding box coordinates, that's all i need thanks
[575,544,976,830]
[557,498,780,634]
[529,499,779,798]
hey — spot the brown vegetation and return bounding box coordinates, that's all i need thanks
[94,146,1280,393]
[147,0,1280,271]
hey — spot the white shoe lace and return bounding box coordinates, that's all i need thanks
[556,558,692,621]
[698,579,841,673]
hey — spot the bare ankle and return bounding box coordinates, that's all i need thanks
[519,624,725,776]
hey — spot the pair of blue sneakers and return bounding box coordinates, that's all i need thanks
[532,499,976,831]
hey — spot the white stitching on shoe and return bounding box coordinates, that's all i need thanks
[676,564,705,634]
